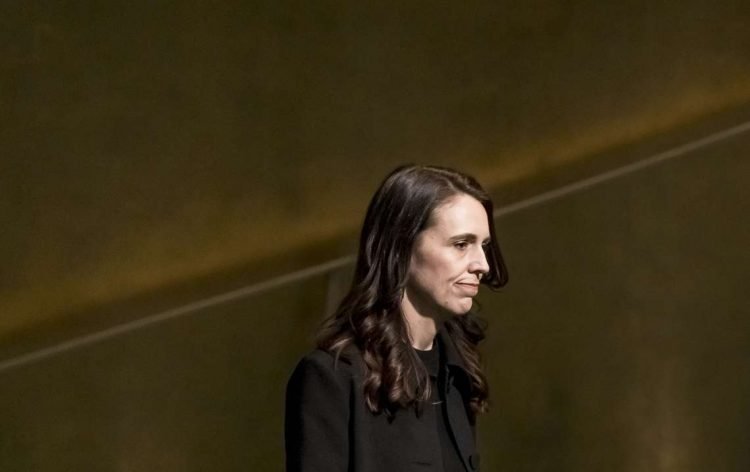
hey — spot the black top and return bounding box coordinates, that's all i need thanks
[285,328,481,471]
[416,343,467,472]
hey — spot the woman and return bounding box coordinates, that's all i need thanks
[285,164,508,472]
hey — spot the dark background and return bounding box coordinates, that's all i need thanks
[1,2,749,470]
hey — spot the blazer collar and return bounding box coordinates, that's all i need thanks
[436,324,469,375]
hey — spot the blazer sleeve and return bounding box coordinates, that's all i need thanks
[285,350,351,472]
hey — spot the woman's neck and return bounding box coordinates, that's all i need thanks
[401,290,439,350]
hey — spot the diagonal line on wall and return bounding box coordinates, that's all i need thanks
[2,119,750,373]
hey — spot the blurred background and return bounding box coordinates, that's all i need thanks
[1,1,749,470]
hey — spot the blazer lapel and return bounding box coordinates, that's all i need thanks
[438,330,478,471]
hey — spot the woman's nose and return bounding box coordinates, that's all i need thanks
[470,246,490,276]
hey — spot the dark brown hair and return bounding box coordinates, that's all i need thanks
[317,164,508,417]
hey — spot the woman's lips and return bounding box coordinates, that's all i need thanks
[455,282,479,296]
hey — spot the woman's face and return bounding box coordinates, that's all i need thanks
[404,193,491,318]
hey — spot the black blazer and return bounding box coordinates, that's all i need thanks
[285,331,480,472]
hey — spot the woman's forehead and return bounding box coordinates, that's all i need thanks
[429,194,489,235]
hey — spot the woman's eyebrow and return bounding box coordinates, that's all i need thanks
[448,233,478,242]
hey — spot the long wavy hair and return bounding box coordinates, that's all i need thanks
[317,164,508,417]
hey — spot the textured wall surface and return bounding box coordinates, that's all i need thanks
[1,121,748,471]
[477,130,750,471]
[0,278,329,471]
[2,1,750,470]
[3,1,750,337]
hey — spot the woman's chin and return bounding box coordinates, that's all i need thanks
[445,299,473,317]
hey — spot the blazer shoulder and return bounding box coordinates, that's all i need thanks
[286,348,359,471]
[292,347,361,381]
